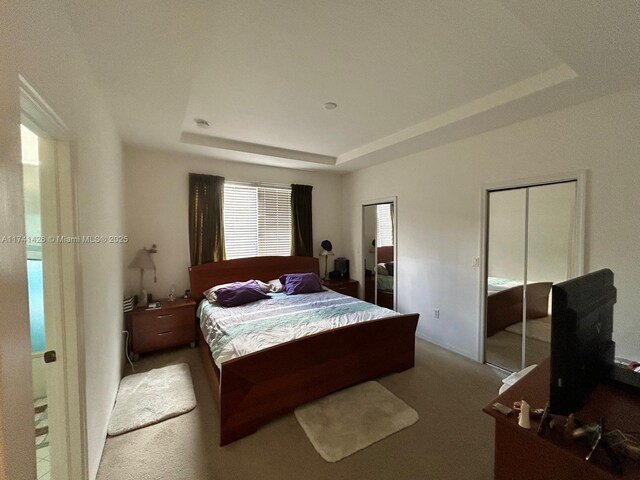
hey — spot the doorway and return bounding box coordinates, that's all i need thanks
[481,174,585,372]
[20,77,86,479]
[362,198,397,310]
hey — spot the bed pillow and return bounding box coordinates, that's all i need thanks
[203,282,234,303]
[267,278,284,293]
[214,280,270,308]
[204,279,272,303]
[255,280,274,293]
[384,261,395,276]
[375,263,389,275]
[279,272,323,295]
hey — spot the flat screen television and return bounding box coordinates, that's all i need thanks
[549,269,617,415]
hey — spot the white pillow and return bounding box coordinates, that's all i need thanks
[255,280,274,293]
[267,278,284,293]
[375,263,389,275]
[203,282,235,303]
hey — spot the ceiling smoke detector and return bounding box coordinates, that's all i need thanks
[194,118,210,128]
[323,102,338,110]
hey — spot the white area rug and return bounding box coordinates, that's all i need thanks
[107,363,196,436]
[294,381,419,462]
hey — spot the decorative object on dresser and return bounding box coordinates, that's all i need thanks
[126,297,196,360]
[128,244,158,307]
[322,277,359,298]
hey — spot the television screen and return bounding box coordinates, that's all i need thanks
[549,269,617,415]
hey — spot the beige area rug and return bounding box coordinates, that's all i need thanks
[107,363,196,436]
[294,381,419,462]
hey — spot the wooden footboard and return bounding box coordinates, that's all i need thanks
[199,313,419,445]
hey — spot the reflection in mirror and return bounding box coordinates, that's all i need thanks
[362,201,396,310]
[484,182,577,372]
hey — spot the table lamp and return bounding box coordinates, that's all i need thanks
[319,240,335,280]
[128,244,157,306]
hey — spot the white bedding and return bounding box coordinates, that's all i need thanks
[198,289,398,368]
[487,276,523,294]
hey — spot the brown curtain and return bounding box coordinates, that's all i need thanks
[189,173,225,265]
[291,184,313,257]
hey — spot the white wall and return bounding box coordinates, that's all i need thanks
[0,2,125,479]
[342,87,640,361]
[123,146,344,298]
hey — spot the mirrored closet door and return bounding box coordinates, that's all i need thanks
[363,201,396,310]
[484,181,578,372]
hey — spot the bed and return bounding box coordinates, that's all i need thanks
[376,245,395,309]
[188,255,419,445]
[485,281,552,337]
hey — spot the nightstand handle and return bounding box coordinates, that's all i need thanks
[156,314,174,319]
[157,331,173,336]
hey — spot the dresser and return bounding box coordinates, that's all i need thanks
[483,359,640,480]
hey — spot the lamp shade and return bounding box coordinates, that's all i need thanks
[320,240,333,252]
[128,249,155,270]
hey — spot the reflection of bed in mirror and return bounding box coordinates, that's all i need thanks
[485,280,552,370]
[376,246,394,309]
[486,280,552,337]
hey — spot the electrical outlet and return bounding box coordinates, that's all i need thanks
[434,308,440,319]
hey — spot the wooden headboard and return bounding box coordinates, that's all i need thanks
[188,256,320,301]
[377,246,394,264]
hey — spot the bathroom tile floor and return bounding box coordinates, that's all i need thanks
[34,397,50,480]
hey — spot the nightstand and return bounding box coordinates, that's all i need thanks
[127,297,196,360]
[323,278,360,298]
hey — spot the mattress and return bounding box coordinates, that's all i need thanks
[198,289,399,368]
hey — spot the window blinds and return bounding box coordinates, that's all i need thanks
[224,183,291,259]
[377,203,393,247]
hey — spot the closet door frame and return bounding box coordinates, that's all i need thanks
[477,171,587,365]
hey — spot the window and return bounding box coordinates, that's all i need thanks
[376,203,393,247]
[223,183,292,259]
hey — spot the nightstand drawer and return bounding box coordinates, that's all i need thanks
[132,308,192,334]
[132,323,194,353]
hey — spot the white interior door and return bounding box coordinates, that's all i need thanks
[21,78,86,479]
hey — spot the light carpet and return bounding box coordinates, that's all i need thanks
[107,363,196,436]
[294,381,419,462]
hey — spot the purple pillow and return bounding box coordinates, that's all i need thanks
[279,273,323,295]
[214,280,270,307]
[384,261,395,276]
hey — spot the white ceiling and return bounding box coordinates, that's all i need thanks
[63,0,640,172]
